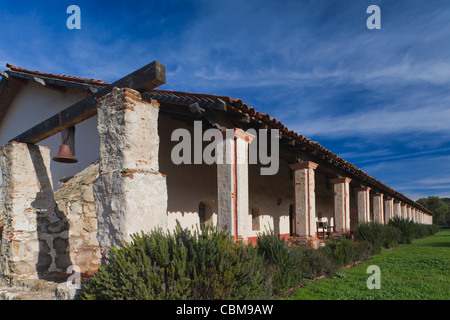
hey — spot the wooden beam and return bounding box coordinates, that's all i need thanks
[10,61,166,144]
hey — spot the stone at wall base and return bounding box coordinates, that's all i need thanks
[55,283,83,300]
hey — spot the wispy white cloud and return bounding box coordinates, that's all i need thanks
[288,102,450,140]
[1,0,450,200]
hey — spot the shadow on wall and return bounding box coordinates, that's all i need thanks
[27,144,73,279]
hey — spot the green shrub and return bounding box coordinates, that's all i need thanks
[353,240,373,262]
[256,229,303,294]
[81,222,270,300]
[324,238,358,266]
[388,217,416,244]
[383,224,401,249]
[427,224,439,235]
[413,223,428,239]
[353,222,386,255]
[412,223,439,239]
[299,247,337,279]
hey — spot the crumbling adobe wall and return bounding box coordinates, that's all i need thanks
[0,142,101,286]
[53,161,101,273]
[0,142,62,284]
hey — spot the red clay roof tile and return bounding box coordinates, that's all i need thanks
[6,63,109,87]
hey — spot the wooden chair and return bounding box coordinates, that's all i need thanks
[317,221,329,239]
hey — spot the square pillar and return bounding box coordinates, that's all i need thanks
[397,202,402,218]
[217,128,254,241]
[330,177,352,234]
[355,187,371,224]
[384,197,394,224]
[0,142,56,284]
[289,161,318,237]
[94,88,168,252]
[393,200,400,218]
[401,203,407,219]
[372,193,384,224]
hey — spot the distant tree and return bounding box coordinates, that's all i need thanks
[417,196,450,226]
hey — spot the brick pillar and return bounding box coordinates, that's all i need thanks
[94,87,168,252]
[330,177,351,234]
[384,197,394,224]
[355,187,371,224]
[289,161,318,237]
[217,128,254,241]
[0,142,56,284]
[372,193,384,224]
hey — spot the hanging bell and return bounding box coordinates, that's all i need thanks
[53,140,78,163]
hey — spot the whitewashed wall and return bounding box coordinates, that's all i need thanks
[0,82,100,190]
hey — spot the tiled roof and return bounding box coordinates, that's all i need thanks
[6,63,109,87]
[1,63,433,215]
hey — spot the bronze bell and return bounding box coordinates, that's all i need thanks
[53,140,78,163]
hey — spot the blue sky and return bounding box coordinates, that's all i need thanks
[1,0,450,200]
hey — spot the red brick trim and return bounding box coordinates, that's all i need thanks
[289,161,318,171]
[354,186,371,192]
[329,177,352,184]
[234,128,255,143]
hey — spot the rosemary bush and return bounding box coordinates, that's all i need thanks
[81,222,270,300]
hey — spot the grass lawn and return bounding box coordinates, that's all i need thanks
[287,230,450,300]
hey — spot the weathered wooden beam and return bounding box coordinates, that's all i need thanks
[10,61,166,144]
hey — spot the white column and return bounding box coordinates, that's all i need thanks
[330,177,352,233]
[217,128,254,241]
[401,203,407,219]
[372,193,384,224]
[384,197,394,224]
[355,187,371,224]
[289,161,318,237]
[393,200,401,218]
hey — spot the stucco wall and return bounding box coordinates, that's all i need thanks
[248,159,293,238]
[158,115,218,233]
[0,82,99,190]
[315,172,334,226]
